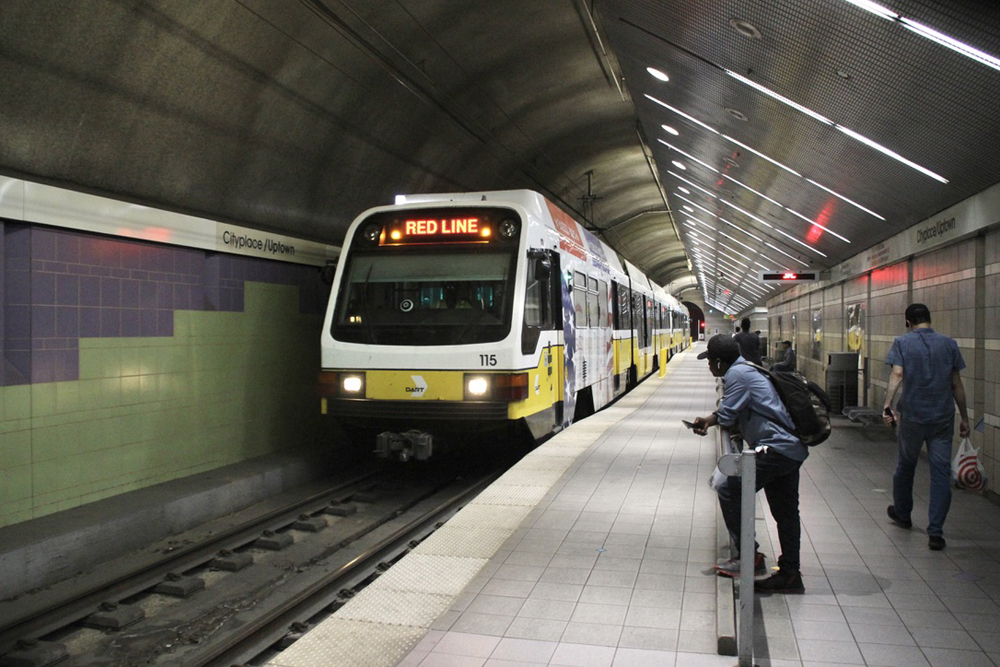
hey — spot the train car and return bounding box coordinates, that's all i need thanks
[317,190,688,460]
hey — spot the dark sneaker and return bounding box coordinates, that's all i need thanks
[887,505,912,529]
[714,552,766,578]
[755,569,805,594]
[929,536,946,551]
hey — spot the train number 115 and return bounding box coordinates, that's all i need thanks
[479,354,497,367]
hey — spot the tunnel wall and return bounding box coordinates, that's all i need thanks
[767,231,997,500]
[0,222,329,528]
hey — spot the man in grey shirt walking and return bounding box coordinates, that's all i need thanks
[883,303,970,550]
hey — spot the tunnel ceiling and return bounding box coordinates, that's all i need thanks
[2,1,1000,313]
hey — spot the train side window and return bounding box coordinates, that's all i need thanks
[587,277,599,328]
[573,271,588,328]
[617,284,631,330]
[522,250,553,354]
[599,281,609,328]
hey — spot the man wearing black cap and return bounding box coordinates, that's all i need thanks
[690,334,809,594]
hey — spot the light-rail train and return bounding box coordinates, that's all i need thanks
[318,190,689,460]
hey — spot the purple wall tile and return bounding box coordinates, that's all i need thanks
[30,272,54,304]
[4,225,328,386]
[156,310,173,337]
[120,309,140,337]
[100,309,120,337]
[54,350,78,383]
[56,234,80,263]
[101,277,121,307]
[6,305,30,338]
[140,282,157,309]
[56,274,79,306]
[80,276,101,307]
[80,307,101,337]
[31,350,55,383]
[32,306,56,338]
[33,229,57,260]
[121,280,140,308]
[56,307,79,338]
[140,309,157,337]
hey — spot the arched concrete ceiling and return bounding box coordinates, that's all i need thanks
[3,1,1000,311]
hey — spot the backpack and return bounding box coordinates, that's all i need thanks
[748,363,833,446]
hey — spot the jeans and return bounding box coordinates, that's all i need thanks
[718,448,803,573]
[893,417,954,537]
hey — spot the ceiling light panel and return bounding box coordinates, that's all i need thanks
[602,0,1000,290]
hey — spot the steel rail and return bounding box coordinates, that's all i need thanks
[199,472,498,667]
[0,468,383,653]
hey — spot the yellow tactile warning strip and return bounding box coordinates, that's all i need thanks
[268,353,687,667]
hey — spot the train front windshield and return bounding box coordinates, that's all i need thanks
[332,251,515,345]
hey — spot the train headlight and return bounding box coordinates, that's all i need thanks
[466,376,490,398]
[342,374,365,395]
[363,224,381,242]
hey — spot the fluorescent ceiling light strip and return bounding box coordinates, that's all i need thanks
[772,226,828,257]
[836,125,948,183]
[659,140,720,173]
[901,18,1000,73]
[726,67,947,182]
[718,250,750,268]
[721,201,827,257]
[722,174,850,246]
[722,174,784,208]
[844,1,1000,73]
[716,229,757,253]
[718,217,763,242]
[723,247,755,264]
[726,70,835,126]
[668,171,718,198]
[766,242,810,267]
[648,94,893,216]
[674,194,720,219]
[805,179,884,220]
[645,95,721,135]
[785,207,851,243]
[843,0,898,19]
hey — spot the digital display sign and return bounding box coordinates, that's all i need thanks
[357,207,519,248]
[759,271,820,283]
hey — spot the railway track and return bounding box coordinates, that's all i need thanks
[0,462,501,667]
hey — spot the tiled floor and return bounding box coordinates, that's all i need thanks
[401,345,1000,666]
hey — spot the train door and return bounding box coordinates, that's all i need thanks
[522,249,561,433]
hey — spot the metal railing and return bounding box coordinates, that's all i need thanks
[714,379,756,667]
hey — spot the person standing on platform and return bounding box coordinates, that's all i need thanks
[883,303,970,551]
[734,317,763,365]
[689,334,808,594]
[772,340,796,372]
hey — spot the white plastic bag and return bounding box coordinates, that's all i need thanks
[952,438,988,491]
[709,466,727,492]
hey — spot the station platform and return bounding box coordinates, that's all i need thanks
[270,343,1000,667]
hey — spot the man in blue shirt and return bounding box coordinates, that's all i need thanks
[691,335,809,594]
[884,303,969,550]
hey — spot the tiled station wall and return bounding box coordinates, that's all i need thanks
[767,231,998,500]
[0,221,328,528]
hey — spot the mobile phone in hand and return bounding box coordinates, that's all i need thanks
[682,420,696,429]
[884,407,896,427]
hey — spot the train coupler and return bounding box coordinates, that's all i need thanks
[375,430,433,461]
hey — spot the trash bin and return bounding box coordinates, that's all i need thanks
[827,352,859,414]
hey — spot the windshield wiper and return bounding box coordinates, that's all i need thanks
[360,263,376,344]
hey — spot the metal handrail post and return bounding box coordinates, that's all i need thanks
[738,449,756,666]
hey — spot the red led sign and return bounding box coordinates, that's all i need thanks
[405,217,480,235]
[759,271,819,283]
[380,217,493,245]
